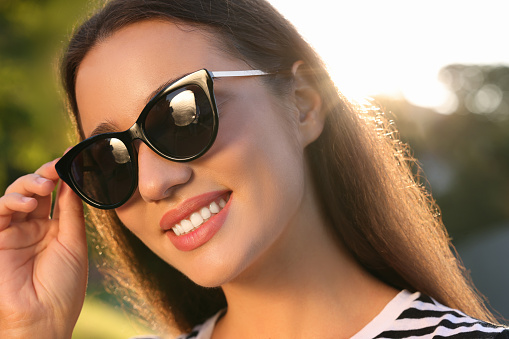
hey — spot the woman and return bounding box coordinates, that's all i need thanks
[0,0,507,338]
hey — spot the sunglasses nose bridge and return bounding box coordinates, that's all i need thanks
[127,123,158,158]
[128,123,145,142]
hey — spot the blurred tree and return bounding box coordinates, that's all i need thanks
[440,65,509,120]
[379,65,509,241]
[0,0,92,192]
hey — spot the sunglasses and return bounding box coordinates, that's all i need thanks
[56,68,272,209]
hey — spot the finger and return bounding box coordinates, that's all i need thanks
[5,174,56,198]
[4,174,55,222]
[3,159,60,196]
[34,158,60,181]
[0,193,38,230]
[3,160,61,221]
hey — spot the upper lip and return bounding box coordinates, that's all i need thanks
[159,190,230,231]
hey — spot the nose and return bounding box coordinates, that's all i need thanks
[136,143,192,203]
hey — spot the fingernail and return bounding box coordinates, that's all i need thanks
[22,197,34,203]
[36,177,50,184]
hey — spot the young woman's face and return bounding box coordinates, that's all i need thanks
[75,20,320,287]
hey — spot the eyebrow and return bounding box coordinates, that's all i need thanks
[144,72,192,105]
[90,122,119,138]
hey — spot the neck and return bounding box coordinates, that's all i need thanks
[213,189,397,339]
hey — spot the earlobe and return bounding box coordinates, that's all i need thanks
[291,61,325,147]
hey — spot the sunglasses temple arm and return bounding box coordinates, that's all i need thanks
[210,70,272,78]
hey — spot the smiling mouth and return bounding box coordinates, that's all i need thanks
[171,193,231,236]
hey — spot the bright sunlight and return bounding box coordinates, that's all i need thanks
[268,0,508,112]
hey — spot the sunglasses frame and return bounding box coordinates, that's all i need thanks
[56,68,271,209]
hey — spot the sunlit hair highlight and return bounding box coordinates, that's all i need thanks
[61,0,497,335]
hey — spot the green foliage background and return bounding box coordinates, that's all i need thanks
[0,0,90,187]
[1,0,508,334]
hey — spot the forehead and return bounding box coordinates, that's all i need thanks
[75,20,244,136]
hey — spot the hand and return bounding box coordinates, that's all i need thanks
[0,160,87,339]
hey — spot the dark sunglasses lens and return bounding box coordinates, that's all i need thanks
[144,85,215,159]
[70,138,134,206]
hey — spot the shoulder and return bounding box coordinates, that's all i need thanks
[376,291,509,339]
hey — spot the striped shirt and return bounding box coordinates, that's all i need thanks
[351,290,509,338]
[147,290,509,338]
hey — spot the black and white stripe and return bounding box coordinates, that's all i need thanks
[374,294,509,339]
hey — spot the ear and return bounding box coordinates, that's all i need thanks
[291,61,325,147]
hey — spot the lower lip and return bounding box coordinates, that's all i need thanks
[165,195,232,251]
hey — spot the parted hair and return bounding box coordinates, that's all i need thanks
[61,0,496,335]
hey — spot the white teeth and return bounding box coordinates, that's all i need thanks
[170,194,230,236]
[209,201,220,214]
[181,219,194,233]
[190,212,204,227]
[200,207,211,220]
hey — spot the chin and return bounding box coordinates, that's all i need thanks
[187,270,236,289]
[182,255,248,288]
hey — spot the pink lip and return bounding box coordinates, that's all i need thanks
[160,190,231,251]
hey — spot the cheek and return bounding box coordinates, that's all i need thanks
[212,99,306,224]
[114,207,148,240]
[215,99,302,179]
[114,189,161,245]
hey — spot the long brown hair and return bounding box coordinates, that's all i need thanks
[61,0,496,336]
